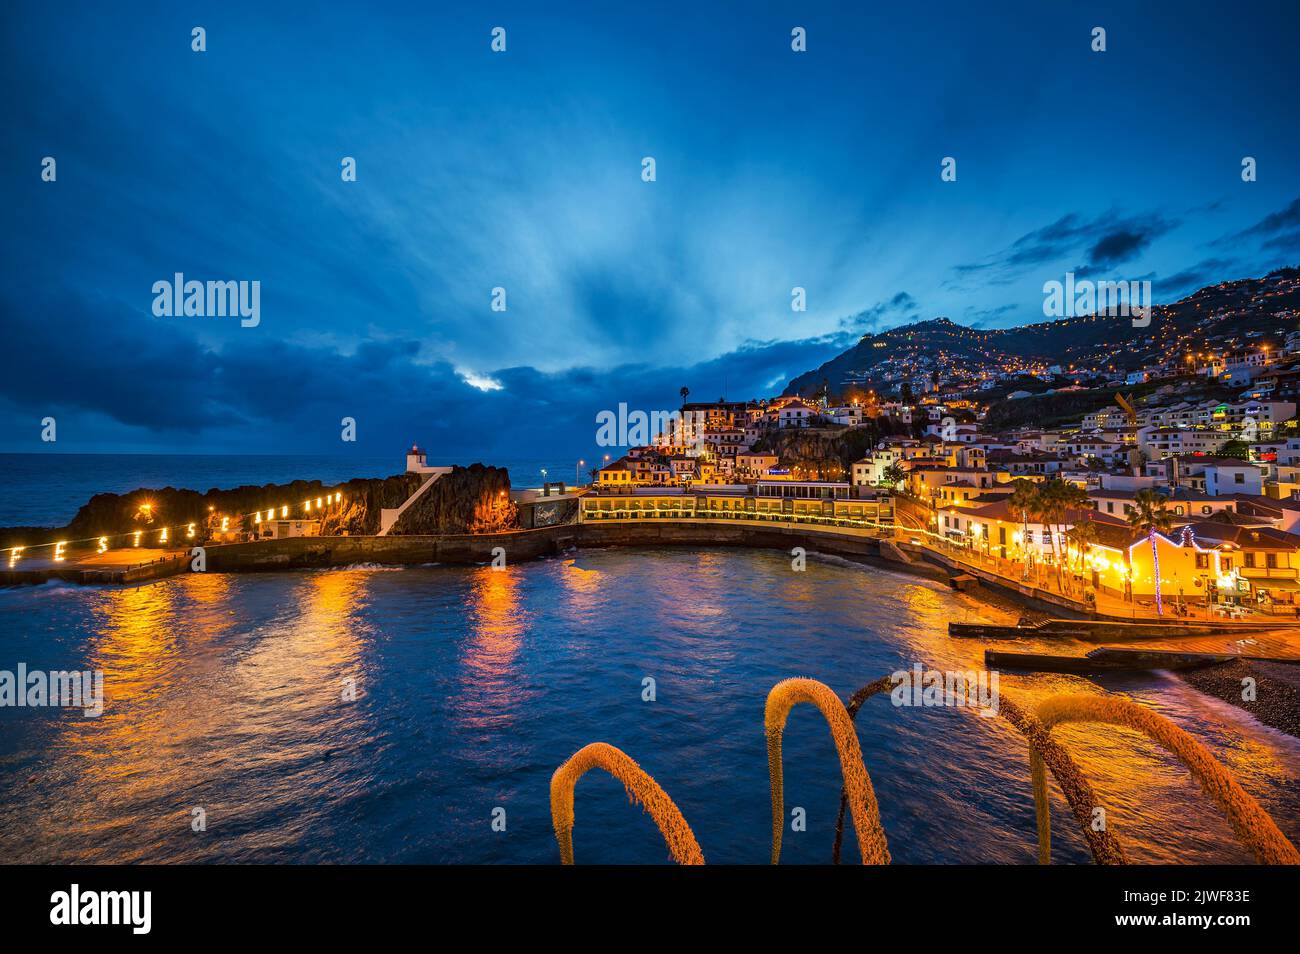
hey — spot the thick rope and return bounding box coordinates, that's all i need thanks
[550,741,704,865]
[1034,694,1300,866]
[766,677,891,864]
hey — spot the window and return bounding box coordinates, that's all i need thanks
[1244,552,1256,568]
[1234,472,1245,484]
[1266,553,1278,569]
[1201,506,1212,515]
[1195,553,1209,569]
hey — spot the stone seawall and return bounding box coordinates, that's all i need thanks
[203,525,578,571]
[578,521,961,586]
[200,520,951,583]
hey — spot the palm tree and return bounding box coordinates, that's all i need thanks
[1007,479,1041,581]
[679,386,689,406]
[1066,518,1099,583]
[1036,481,1070,591]
[1044,480,1094,593]
[1126,489,1175,616]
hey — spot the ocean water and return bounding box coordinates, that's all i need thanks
[0,454,573,527]
[0,548,1296,864]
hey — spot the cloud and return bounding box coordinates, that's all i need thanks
[458,369,504,392]
[0,285,846,458]
[953,211,1177,279]
[1159,257,1238,293]
[1229,197,1300,241]
[963,303,1020,328]
[837,292,918,334]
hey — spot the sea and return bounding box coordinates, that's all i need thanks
[0,455,1297,864]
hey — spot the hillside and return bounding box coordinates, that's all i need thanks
[785,267,1300,398]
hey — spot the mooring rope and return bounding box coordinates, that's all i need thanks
[550,741,704,865]
[551,678,1296,865]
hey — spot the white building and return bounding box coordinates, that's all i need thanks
[260,519,320,540]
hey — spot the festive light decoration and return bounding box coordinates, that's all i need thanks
[0,485,350,565]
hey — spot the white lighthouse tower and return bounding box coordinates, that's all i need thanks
[405,443,430,473]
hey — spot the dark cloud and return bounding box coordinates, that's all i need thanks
[953,211,1177,279]
[1232,197,1300,240]
[0,287,845,458]
[1160,257,1238,293]
[1087,228,1154,268]
[837,292,918,333]
[1261,230,1300,253]
[963,303,1020,328]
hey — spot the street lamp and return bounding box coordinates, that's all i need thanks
[576,459,585,486]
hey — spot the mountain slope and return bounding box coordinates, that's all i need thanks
[785,268,1300,397]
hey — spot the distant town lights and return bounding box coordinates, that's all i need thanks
[54,541,67,562]
[133,531,142,547]
[8,547,22,567]
[97,537,108,553]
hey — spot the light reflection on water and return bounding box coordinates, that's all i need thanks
[0,548,1295,864]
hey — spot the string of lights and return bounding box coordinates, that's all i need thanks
[3,490,347,566]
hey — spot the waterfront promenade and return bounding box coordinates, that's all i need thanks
[4,494,1295,630]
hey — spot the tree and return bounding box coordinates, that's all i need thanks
[1036,480,1070,592]
[679,386,689,406]
[1041,480,1093,593]
[1066,519,1099,576]
[1126,489,1175,615]
[1218,438,1251,460]
[879,462,906,491]
[1007,479,1042,581]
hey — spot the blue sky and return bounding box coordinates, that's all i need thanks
[1,0,1297,461]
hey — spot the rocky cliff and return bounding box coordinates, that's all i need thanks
[0,464,517,548]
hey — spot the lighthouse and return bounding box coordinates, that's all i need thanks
[406,444,430,473]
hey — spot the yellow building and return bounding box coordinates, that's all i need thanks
[581,490,893,528]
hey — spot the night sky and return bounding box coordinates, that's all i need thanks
[1,0,1297,459]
